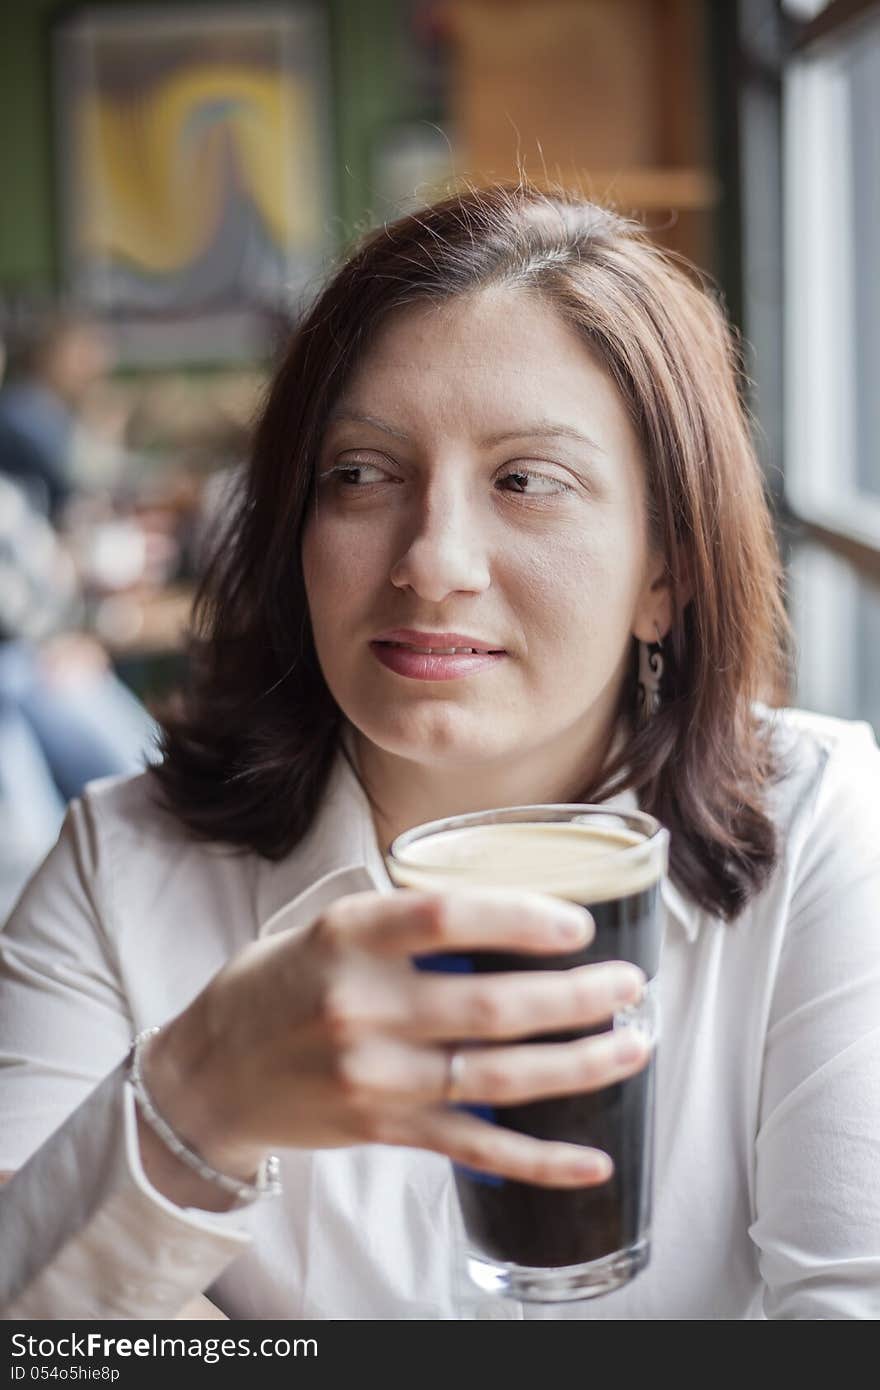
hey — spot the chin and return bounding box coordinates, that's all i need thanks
[355,702,507,766]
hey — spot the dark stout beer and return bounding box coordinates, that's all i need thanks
[388,814,666,1295]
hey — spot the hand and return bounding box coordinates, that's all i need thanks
[143,889,649,1196]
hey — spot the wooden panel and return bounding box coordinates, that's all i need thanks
[447,0,715,267]
[451,0,663,176]
[559,165,719,209]
[653,0,710,166]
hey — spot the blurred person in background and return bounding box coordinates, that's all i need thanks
[0,316,160,920]
[0,300,182,578]
[0,470,159,920]
[0,305,110,521]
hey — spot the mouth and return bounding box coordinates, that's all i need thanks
[369,641,508,682]
[373,640,507,655]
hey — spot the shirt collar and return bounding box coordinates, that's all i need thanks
[255,727,390,938]
[256,724,701,943]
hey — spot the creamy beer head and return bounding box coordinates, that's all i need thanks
[388,816,666,904]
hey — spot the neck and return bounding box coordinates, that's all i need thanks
[351,714,623,853]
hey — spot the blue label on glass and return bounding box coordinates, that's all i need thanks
[413,952,475,974]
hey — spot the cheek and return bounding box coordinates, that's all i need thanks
[302,512,388,621]
[516,528,643,659]
[301,517,338,622]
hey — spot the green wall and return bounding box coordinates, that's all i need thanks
[0,0,406,293]
[0,0,58,287]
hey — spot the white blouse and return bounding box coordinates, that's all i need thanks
[1,705,879,1320]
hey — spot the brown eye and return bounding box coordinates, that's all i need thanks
[319,461,389,486]
[504,472,530,493]
[497,468,573,497]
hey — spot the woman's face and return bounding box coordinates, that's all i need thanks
[302,285,668,778]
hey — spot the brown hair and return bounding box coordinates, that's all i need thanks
[153,182,793,921]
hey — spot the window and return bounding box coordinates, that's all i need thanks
[788,540,880,729]
[783,2,880,548]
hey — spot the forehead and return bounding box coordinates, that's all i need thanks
[334,286,631,444]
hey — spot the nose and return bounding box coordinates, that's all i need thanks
[389,483,491,602]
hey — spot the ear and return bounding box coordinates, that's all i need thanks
[631,548,693,645]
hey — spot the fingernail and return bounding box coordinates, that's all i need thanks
[612,967,646,1004]
[577,1152,613,1181]
[614,1032,649,1065]
[554,908,593,942]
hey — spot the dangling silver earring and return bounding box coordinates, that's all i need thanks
[636,623,665,725]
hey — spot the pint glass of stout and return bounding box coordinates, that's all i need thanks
[386,805,669,1304]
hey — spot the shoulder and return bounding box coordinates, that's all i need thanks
[6,769,223,914]
[75,768,191,856]
[75,768,261,878]
[754,703,879,830]
[2,769,264,988]
[55,770,260,935]
[756,701,877,752]
[80,766,174,824]
[751,704,880,922]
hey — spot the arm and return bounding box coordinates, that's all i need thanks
[0,1172,226,1321]
[0,801,251,1319]
[2,784,650,1318]
[751,721,880,1319]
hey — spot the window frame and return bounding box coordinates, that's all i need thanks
[781,0,880,553]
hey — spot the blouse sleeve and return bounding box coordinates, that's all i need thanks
[750,719,880,1319]
[0,793,251,1319]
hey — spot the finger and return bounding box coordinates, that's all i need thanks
[323,888,593,958]
[440,1029,653,1106]
[330,1027,650,1113]
[403,961,646,1042]
[331,1035,453,1105]
[400,1107,614,1188]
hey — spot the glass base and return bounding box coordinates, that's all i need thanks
[463,1237,650,1304]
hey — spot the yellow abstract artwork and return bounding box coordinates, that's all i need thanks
[56,6,333,362]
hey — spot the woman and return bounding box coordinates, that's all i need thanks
[1,184,878,1320]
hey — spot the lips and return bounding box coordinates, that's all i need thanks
[372,628,507,654]
[369,642,507,682]
[379,641,491,655]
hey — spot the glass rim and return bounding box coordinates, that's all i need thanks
[387,802,668,877]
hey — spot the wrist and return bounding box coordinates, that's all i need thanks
[140,1013,270,1182]
[134,1109,247,1214]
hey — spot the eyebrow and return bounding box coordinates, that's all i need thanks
[326,409,605,454]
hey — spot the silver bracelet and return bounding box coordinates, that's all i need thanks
[127,1026,282,1206]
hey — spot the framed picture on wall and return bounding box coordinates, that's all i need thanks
[53,3,335,365]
